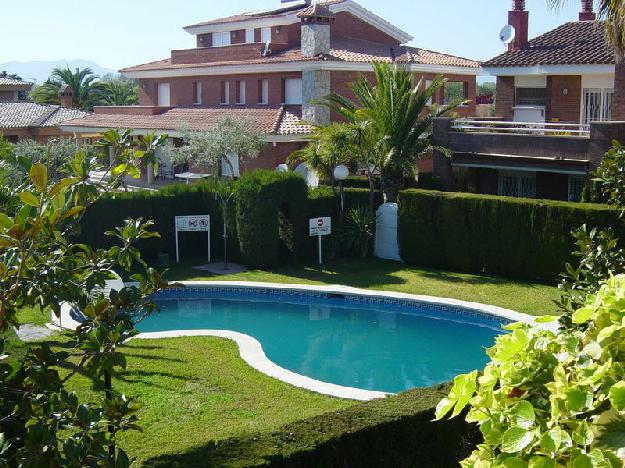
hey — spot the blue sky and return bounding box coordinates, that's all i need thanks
[1,0,581,71]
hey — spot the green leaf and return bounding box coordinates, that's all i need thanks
[540,428,562,453]
[566,388,590,412]
[571,454,593,468]
[434,370,477,420]
[19,192,39,207]
[29,163,48,192]
[609,381,625,412]
[502,427,534,453]
[572,306,594,324]
[528,456,554,468]
[510,401,535,429]
[535,315,558,323]
[0,213,12,229]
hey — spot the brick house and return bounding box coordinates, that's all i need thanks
[0,84,88,143]
[61,0,480,179]
[0,77,32,103]
[431,0,625,202]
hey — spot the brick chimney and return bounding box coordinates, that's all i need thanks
[298,2,335,58]
[508,0,529,51]
[59,84,74,108]
[579,0,596,21]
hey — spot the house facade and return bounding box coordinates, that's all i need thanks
[0,82,88,142]
[432,0,625,202]
[61,0,480,178]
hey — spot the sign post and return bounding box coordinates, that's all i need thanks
[175,215,211,264]
[309,217,331,265]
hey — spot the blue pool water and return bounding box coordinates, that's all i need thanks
[140,288,504,393]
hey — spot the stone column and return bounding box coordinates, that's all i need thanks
[302,69,331,126]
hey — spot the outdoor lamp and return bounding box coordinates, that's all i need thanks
[276,164,289,172]
[334,164,349,220]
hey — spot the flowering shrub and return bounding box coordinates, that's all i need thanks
[436,275,625,467]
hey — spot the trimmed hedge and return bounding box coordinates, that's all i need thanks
[145,384,480,467]
[235,171,309,268]
[398,190,625,281]
[78,184,238,263]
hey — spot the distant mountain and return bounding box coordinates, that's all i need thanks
[0,60,117,85]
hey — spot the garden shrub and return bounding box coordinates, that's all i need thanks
[398,190,625,281]
[78,183,236,263]
[235,170,309,268]
[146,384,480,467]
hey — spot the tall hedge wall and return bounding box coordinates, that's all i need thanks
[235,171,310,268]
[78,184,238,263]
[398,190,625,281]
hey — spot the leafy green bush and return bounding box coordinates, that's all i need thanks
[235,170,309,268]
[146,384,480,467]
[437,275,625,466]
[398,190,625,281]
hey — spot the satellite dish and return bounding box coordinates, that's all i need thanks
[500,24,516,45]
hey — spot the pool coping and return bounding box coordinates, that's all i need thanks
[49,281,554,401]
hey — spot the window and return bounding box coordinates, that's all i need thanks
[443,81,467,105]
[157,83,170,106]
[283,78,302,105]
[568,175,587,202]
[221,153,240,178]
[192,81,202,105]
[221,81,230,105]
[236,80,246,105]
[582,88,614,123]
[425,79,433,106]
[498,171,536,198]
[515,88,546,106]
[258,79,269,105]
[213,31,231,47]
[245,29,255,43]
[261,27,271,43]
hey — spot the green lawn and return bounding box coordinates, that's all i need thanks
[5,258,560,465]
[46,334,354,467]
[166,258,560,316]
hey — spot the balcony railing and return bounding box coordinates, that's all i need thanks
[452,119,591,138]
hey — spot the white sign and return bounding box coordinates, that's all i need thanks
[309,217,331,265]
[309,217,332,237]
[175,215,211,263]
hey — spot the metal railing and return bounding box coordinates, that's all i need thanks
[452,119,591,138]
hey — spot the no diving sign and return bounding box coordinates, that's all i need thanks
[309,217,331,265]
[309,217,331,237]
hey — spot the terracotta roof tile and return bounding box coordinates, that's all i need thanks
[61,105,310,137]
[0,103,88,129]
[121,39,478,73]
[0,77,32,87]
[483,20,613,68]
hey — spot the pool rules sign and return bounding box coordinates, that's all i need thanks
[175,215,210,264]
[309,217,331,265]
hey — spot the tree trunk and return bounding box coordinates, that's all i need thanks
[380,168,404,203]
[104,370,115,461]
[366,165,375,211]
[613,57,625,121]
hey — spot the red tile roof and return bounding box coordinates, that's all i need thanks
[483,20,614,68]
[61,105,312,137]
[185,0,345,29]
[121,39,479,73]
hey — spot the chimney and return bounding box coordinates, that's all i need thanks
[298,3,335,58]
[508,0,529,51]
[579,0,596,21]
[59,84,74,108]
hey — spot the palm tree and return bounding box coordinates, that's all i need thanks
[322,62,466,203]
[31,67,99,110]
[548,0,625,119]
[93,79,139,106]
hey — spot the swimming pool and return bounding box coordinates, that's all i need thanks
[138,283,532,397]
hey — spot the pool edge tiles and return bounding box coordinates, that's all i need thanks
[156,281,546,329]
[134,330,389,401]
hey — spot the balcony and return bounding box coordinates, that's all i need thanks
[452,119,591,138]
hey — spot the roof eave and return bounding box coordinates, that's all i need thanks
[483,63,616,76]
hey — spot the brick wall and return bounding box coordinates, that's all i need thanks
[139,72,302,107]
[546,75,581,123]
[331,12,400,45]
[495,76,514,120]
[0,91,15,101]
[614,60,625,120]
[241,141,305,172]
